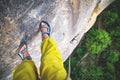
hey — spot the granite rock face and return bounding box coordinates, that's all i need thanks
[0,0,114,79]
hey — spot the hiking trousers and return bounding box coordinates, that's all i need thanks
[12,38,68,80]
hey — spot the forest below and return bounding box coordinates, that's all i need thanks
[64,0,120,80]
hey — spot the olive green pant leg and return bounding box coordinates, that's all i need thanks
[12,60,39,80]
[40,38,68,80]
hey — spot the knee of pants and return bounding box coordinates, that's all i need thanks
[12,60,38,80]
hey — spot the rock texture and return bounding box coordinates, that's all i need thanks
[0,0,114,79]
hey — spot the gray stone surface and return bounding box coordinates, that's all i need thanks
[0,0,114,79]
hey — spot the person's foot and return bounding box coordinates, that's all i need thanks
[39,21,51,40]
[18,42,32,60]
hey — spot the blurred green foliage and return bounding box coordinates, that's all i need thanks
[109,26,120,50]
[103,62,116,80]
[102,11,119,27]
[79,64,104,80]
[103,49,119,63]
[85,29,111,55]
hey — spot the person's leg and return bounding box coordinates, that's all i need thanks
[40,21,69,80]
[12,42,39,80]
[12,60,38,80]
